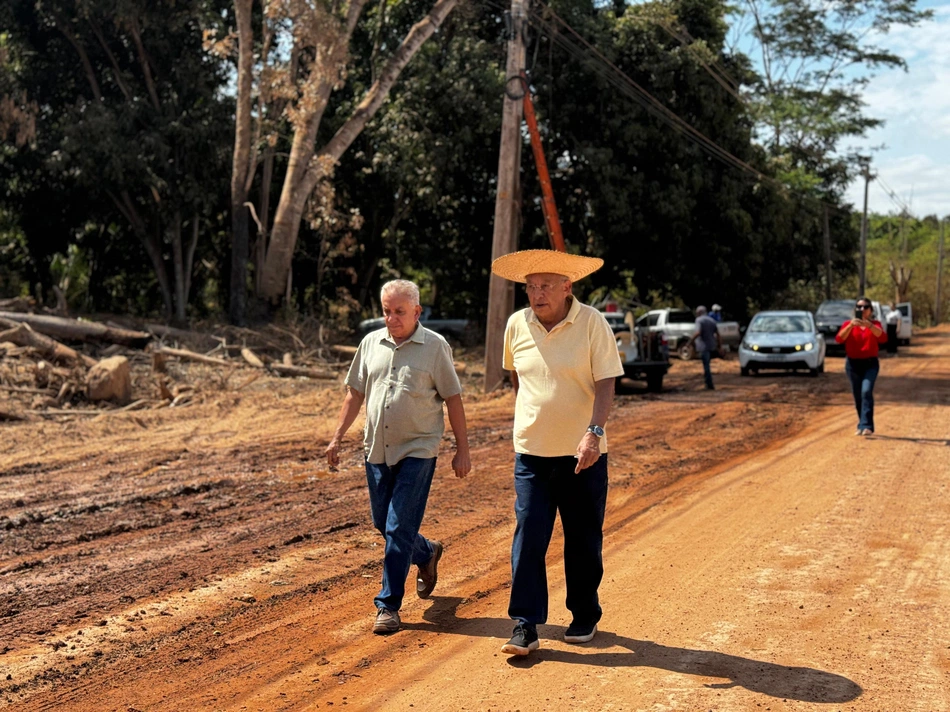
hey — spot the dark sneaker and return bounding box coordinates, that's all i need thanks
[564,622,598,644]
[500,624,539,656]
[416,541,443,599]
[373,608,400,635]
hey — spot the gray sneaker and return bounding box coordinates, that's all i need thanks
[564,622,598,644]
[416,541,443,599]
[373,607,400,635]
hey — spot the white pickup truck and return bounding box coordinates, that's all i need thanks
[635,308,742,361]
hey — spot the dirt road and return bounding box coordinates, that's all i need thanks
[2,328,949,711]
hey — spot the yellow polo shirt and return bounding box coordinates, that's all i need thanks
[346,325,461,466]
[503,298,624,457]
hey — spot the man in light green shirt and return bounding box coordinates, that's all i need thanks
[326,280,471,635]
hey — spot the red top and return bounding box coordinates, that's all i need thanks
[835,320,887,358]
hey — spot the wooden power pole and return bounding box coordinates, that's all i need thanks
[484,0,528,393]
[936,218,946,325]
[822,205,832,300]
[859,161,874,296]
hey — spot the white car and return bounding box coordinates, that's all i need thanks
[738,310,826,376]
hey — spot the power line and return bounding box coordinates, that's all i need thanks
[876,174,912,215]
[483,0,860,216]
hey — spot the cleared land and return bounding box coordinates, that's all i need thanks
[2,328,949,711]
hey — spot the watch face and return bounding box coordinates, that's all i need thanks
[589,425,604,437]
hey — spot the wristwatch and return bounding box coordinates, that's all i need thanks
[587,424,605,438]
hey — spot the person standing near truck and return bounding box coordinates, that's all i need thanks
[325,279,472,635]
[687,305,721,390]
[491,249,624,657]
[885,302,901,355]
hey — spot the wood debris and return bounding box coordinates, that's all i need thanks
[1,303,352,420]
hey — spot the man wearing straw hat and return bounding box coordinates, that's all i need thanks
[491,249,624,656]
[325,279,472,635]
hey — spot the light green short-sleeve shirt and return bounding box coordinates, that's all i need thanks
[345,325,462,466]
[503,298,624,457]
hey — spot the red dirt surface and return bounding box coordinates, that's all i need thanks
[2,328,949,710]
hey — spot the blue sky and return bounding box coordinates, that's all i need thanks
[842,2,950,218]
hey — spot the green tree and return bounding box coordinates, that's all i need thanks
[1,0,233,319]
[732,0,931,192]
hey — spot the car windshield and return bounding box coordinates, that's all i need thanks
[816,300,854,320]
[749,315,812,333]
[667,310,695,324]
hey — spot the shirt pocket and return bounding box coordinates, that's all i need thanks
[396,365,432,397]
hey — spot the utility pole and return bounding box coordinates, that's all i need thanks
[484,0,528,393]
[859,160,874,296]
[936,218,946,325]
[822,205,832,300]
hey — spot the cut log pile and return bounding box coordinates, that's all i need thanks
[0,304,352,421]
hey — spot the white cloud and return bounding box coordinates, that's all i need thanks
[845,154,950,218]
[845,4,950,215]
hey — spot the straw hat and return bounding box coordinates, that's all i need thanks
[491,249,604,284]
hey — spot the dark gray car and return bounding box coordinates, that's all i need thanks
[816,299,883,354]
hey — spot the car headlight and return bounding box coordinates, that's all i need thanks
[804,342,814,351]
[751,344,759,351]
[794,344,802,351]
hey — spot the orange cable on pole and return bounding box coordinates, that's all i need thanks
[514,73,566,253]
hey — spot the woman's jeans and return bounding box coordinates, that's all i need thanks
[509,453,608,629]
[364,457,437,612]
[845,357,879,432]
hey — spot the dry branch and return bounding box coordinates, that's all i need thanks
[0,410,29,422]
[145,323,218,349]
[0,297,35,312]
[154,346,232,367]
[0,311,151,347]
[240,347,265,368]
[0,321,97,367]
[267,363,337,380]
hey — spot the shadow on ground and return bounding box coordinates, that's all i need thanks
[406,597,862,704]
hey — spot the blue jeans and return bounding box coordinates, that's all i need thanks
[509,453,608,628]
[701,349,714,388]
[845,357,879,432]
[364,457,438,611]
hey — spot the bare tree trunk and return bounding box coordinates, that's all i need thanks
[258,0,461,303]
[128,17,161,111]
[230,0,255,325]
[108,190,174,318]
[255,147,275,296]
[55,21,103,102]
[185,214,199,304]
[170,210,186,322]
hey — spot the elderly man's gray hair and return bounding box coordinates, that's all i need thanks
[695,305,708,317]
[381,279,420,306]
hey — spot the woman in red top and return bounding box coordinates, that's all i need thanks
[835,296,887,435]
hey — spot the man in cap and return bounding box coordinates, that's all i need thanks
[710,304,723,323]
[687,305,721,390]
[491,249,624,656]
[326,279,471,635]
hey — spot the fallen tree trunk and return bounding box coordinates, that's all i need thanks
[267,363,337,380]
[145,323,218,349]
[153,346,232,367]
[0,297,35,312]
[0,410,29,422]
[329,344,358,358]
[0,321,97,368]
[0,312,151,348]
[240,347,265,369]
